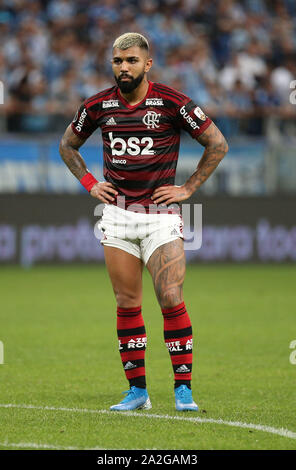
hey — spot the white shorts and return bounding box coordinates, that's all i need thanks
[98,204,184,265]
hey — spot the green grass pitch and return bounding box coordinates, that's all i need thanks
[0,264,295,450]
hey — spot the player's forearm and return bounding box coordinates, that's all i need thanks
[59,125,89,181]
[184,139,228,194]
[59,142,88,181]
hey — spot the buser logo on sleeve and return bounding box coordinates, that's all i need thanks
[179,105,200,130]
[75,108,87,131]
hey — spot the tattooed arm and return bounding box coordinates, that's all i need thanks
[152,122,228,204]
[59,125,89,180]
[185,122,228,195]
[59,125,118,202]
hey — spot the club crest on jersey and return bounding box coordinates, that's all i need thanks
[145,98,163,106]
[142,111,161,129]
[102,99,119,108]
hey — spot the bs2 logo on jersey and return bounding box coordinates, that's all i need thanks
[109,132,154,157]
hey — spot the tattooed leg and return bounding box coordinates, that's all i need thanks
[146,238,186,309]
[147,238,193,388]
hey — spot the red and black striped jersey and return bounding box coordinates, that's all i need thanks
[71,81,212,211]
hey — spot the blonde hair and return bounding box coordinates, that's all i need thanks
[113,32,149,52]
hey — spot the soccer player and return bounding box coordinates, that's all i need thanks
[59,32,228,412]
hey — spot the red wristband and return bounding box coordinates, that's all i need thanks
[80,173,98,192]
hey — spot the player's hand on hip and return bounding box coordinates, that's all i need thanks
[90,182,118,203]
[151,184,192,204]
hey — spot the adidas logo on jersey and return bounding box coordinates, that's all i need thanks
[124,361,137,370]
[106,117,117,126]
[175,364,190,373]
[171,228,179,236]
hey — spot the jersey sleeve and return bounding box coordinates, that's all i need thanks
[176,97,212,139]
[71,102,99,139]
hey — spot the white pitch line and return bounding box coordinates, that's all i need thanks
[0,403,296,440]
[0,440,108,450]
[0,441,79,450]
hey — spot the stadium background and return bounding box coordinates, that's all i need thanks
[0,0,296,452]
[0,0,296,266]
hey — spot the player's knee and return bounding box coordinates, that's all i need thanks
[115,291,141,309]
[158,290,183,310]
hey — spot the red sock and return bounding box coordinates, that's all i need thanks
[117,306,147,388]
[162,301,193,388]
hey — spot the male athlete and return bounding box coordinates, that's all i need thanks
[59,33,228,412]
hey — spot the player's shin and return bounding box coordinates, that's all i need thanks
[162,301,193,389]
[117,306,147,389]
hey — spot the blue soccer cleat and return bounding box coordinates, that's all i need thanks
[110,386,152,411]
[175,385,199,411]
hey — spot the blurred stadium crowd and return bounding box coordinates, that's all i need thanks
[1,0,296,135]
